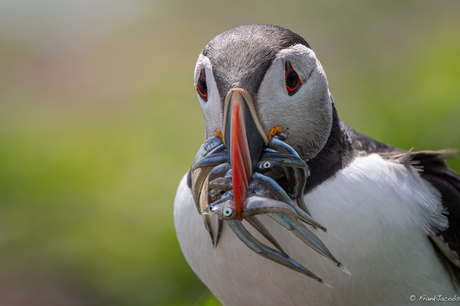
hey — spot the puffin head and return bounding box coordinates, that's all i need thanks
[194,24,333,219]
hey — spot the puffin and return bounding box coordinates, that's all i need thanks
[174,24,460,305]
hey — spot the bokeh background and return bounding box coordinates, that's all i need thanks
[0,0,459,305]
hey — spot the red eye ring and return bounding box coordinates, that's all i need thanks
[285,61,301,96]
[196,68,208,101]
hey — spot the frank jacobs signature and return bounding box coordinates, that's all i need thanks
[410,295,460,302]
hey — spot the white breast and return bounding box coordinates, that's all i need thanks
[174,154,455,305]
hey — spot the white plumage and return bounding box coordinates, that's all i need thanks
[175,154,455,305]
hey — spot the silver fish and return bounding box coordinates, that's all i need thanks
[191,133,348,280]
[225,219,331,287]
[190,135,226,246]
[203,195,347,273]
[251,172,326,232]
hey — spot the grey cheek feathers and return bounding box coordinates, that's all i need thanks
[297,70,332,159]
[195,54,223,139]
[256,45,333,160]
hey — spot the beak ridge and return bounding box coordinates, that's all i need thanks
[223,89,266,219]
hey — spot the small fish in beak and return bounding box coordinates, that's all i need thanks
[190,111,350,281]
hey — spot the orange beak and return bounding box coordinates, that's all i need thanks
[223,89,267,220]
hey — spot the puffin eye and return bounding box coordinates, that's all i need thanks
[223,207,233,217]
[196,68,208,101]
[285,61,301,96]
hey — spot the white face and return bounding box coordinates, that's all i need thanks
[194,54,223,139]
[256,44,333,159]
[194,43,333,160]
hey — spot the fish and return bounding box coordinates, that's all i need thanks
[190,133,347,280]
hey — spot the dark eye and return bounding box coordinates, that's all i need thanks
[223,207,233,217]
[196,68,208,101]
[285,61,301,96]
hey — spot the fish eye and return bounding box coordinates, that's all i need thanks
[223,207,233,217]
[263,161,271,169]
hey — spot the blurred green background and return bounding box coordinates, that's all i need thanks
[0,0,459,305]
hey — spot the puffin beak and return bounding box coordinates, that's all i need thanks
[222,89,268,220]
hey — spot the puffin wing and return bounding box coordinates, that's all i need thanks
[412,150,460,271]
[351,127,460,273]
[381,149,460,273]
